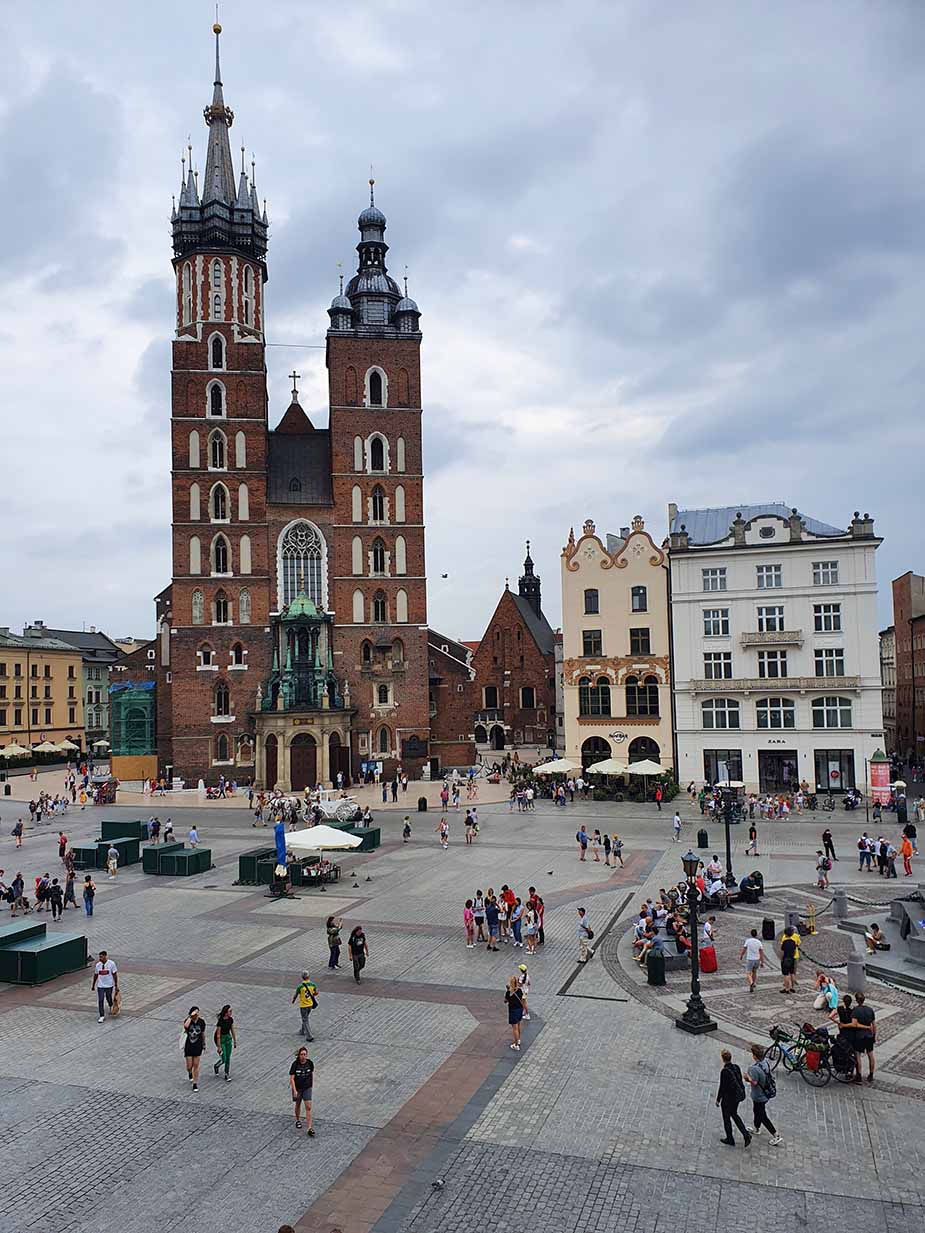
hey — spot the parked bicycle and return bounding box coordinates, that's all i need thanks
[766,1022,857,1087]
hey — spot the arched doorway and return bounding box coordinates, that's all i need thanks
[265,734,278,790]
[329,731,348,787]
[489,724,506,751]
[628,736,660,764]
[473,724,487,745]
[581,736,611,769]
[290,733,317,791]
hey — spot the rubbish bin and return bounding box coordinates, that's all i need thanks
[761,918,775,941]
[646,948,666,986]
[697,827,709,850]
[3,784,9,796]
[417,796,428,812]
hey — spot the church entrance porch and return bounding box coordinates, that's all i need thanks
[255,711,354,792]
[290,733,317,791]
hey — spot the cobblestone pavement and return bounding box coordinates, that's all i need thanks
[1,795,925,1233]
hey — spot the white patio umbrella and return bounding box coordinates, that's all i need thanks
[533,759,582,776]
[586,758,629,776]
[33,741,59,753]
[93,739,111,749]
[626,758,665,801]
[286,824,364,853]
[715,780,745,789]
[57,739,80,752]
[0,743,30,757]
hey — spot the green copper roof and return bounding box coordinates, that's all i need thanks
[285,593,321,619]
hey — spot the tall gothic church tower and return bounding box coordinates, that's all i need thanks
[157,26,430,789]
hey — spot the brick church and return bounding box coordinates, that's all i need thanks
[153,26,429,790]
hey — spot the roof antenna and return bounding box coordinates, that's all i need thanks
[403,265,409,297]
[337,261,344,294]
[369,164,375,206]
[241,143,246,174]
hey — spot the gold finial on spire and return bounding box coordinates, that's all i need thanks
[369,165,375,206]
[213,3,221,34]
[240,143,246,174]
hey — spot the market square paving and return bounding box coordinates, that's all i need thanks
[2,790,925,1233]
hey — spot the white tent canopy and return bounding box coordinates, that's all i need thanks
[33,741,59,753]
[0,743,30,757]
[286,825,363,853]
[57,739,80,752]
[533,759,582,776]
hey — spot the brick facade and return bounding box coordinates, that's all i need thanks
[428,631,476,767]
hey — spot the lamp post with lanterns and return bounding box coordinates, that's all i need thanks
[675,848,718,1035]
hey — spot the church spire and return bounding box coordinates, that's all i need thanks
[202,22,236,206]
[518,539,542,617]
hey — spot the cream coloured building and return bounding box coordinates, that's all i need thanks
[560,516,674,773]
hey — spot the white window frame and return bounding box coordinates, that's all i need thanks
[757,605,785,633]
[703,652,732,680]
[813,560,839,586]
[702,568,727,592]
[813,603,842,633]
[757,649,788,678]
[756,564,782,590]
[703,608,729,637]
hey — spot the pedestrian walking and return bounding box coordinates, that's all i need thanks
[63,869,77,911]
[612,834,625,868]
[822,827,837,863]
[672,812,682,843]
[505,975,525,1051]
[745,822,758,856]
[857,832,873,871]
[57,831,67,862]
[48,878,63,921]
[464,899,475,948]
[163,819,175,844]
[815,850,830,889]
[901,834,914,876]
[402,816,412,842]
[435,817,449,849]
[188,826,199,848]
[348,925,368,983]
[655,785,663,812]
[746,1044,781,1145]
[292,971,318,1040]
[289,1046,315,1135]
[182,1005,207,1090]
[12,820,23,848]
[212,1004,236,1081]
[326,915,342,969]
[602,831,612,867]
[590,830,602,862]
[83,875,96,917]
[716,1049,751,1147]
[739,928,765,994]
[106,845,119,879]
[576,907,594,963]
[91,950,119,1022]
[576,826,589,861]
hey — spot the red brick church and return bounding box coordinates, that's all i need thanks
[152,27,430,789]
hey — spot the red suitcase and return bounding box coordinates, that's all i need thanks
[700,944,717,974]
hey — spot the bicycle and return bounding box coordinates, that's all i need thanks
[766,1023,857,1087]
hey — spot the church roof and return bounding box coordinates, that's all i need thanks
[509,592,556,657]
[275,399,314,433]
[268,430,333,505]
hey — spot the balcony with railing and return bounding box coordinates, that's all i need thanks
[688,675,860,695]
[475,708,504,723]
[739,629,804,648]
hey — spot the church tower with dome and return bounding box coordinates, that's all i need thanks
[155,26,430,789]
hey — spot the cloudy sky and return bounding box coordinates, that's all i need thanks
[1,1,922,642]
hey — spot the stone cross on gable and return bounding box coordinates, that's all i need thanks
[289,370,301,400]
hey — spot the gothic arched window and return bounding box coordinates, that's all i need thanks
[191,590,204,625]
[214,683,230,716]
[362,640,372,664]
[211,485,228,521]
[373,591,387,623]
[209,383,225,417]
[209,430,226,470]
[371,485,385,522]
[278,521,326,608]
[369,436,385,472]
[239,589,251,625]
[372,538,386,575]
[378,725,391,754]
[182,262,193,325]
[368,370,383,406]
[243,265,254,326]
[216,734,229,761]
[231,642,244,666]
[214,590,229,624]
[212,535,229,575]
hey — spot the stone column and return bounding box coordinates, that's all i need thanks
[318,728,330,788]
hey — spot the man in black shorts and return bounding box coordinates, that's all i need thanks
[852,992,876,1084]
[779,930,798,994]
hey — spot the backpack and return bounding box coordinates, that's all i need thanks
[728,1063,746,1104]
[756,1060,776,1099]
[822,857,832,871]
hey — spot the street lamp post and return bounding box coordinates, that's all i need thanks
[676,848,718,1035]
[721,788,736,888]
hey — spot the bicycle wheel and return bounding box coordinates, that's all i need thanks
[765,1043,784,1072]
[800,1055,832,1087]
[832,1054,858,1084]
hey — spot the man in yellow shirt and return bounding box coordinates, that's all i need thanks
[291,970,318,1040]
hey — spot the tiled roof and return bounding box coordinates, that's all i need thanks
[510,593,556,657]
[268,430,333,505]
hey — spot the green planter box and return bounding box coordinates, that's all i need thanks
[256,858,277,886]
[142,841,184,874]
[238,846,276,884]
[95,837,141,868]
[102,819,149,841]
[0,920,46,947]
[0,931,87,985]
[70,845,100,871]
[351,826,381,852]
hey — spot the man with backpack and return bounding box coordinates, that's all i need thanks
[716,1049,751,1147]
[815,850,830,889]
[746,1043,782,1145]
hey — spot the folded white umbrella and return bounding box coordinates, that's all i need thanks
[286,824,363,852]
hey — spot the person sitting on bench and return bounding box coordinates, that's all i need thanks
[865,922,888,953]
[738,873,761,904]
[706,876,730,908]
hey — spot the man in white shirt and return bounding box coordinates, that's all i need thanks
[702,915,717,945]
[739,929,765,994]
[91,950,119,1022]
[706,856,722,882]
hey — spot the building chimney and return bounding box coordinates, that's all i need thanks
[849,511,875,539]
[89,625,96,634]
[669,524,690,553]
